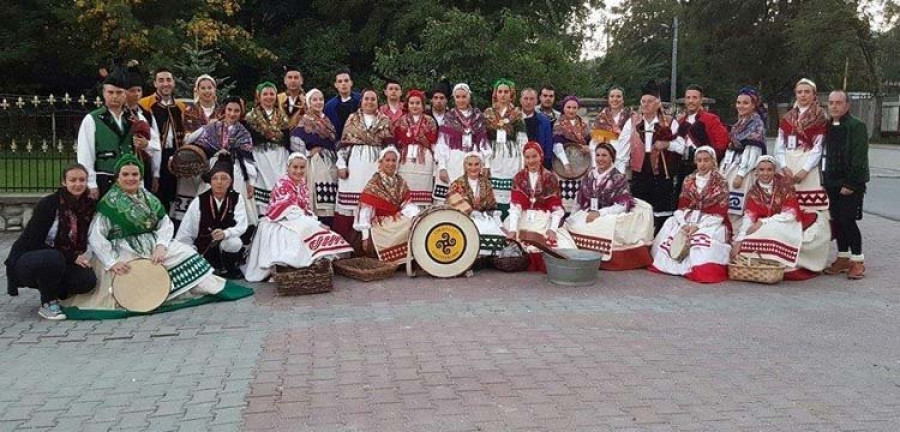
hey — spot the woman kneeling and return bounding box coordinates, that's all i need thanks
[244,153,353,282]
[557,143,655,270]
[650,146,732,283]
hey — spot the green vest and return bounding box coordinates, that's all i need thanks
[90,107,134,176]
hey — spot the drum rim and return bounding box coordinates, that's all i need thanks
[552,143,591,180]
[410,207,480,278]
[111,258,171,313]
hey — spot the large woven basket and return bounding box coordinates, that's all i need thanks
[273,259,333,295]
[728,254,785,284]
[333,257,398,282]
[492,241,529,272]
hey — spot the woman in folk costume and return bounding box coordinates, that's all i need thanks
[182,74,223,135]
[434,83,492,204]
[66,154,251,319]
[334,89,395,248]
[190,96,258,225]
[620,81,686,232]
[556,143,655,270]
[551,95,591,213]
[244,81,291,216]
[354,147,421,264]
[731,156,830,280]
[721,86,767,228]
[445,152,507,255]
[484,78,527,217]
[393,89,438,209]
[5,164,97,321]
[590,86,633,174]
[775,78,829,211]
[504,141,565,272]
[650,146,732,283]
[290,88,340,223]
[244,153,353,282]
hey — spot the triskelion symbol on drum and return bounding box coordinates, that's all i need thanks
[425,224,467,264]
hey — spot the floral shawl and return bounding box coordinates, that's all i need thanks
[483,104,526,138]
[677,170,729,217]
[440,108,487,151]
[447,174,497,213]
[779,104,827,151]
[292,112,337,152]
[182,103,223,134]
[194,121,254,159]
[393,113,438,162]
[593,107,632,135]
[54,188,96,262]
[267,175,311,220]
[245,105,290,144]
[97,184,167,255]
[729,113,767,153]
[553,116,589,146]
[744,174,800,223]
[511,168,563,212]
[359,172,411,221]
[575,168,634,212]
[340,111,394,148]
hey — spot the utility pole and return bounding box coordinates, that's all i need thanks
[671,16,678,108]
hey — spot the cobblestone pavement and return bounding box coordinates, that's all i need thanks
[1,215,899,431]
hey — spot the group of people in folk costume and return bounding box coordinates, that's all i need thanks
[4,59,871,320]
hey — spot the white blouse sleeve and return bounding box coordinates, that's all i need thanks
[174,198,201,248]
[737,146,762,178]
[774,129,787,170]
[76,114,98,189]
[290,135,308,155]
[400,203,421,219]
[354,204,374,240]
[225,195,249,240]
[507,203,523,232]
[184,127,203,145]
[552,143,569,165]
[88,215,118,270]
[599,203,626,216]
[435,134,450,171]
[480,135,492,169]
[613,119,633,174]
[548,207,565,232]
[666,119,686,155]
[154,215,174,248]
[336,146,349,170]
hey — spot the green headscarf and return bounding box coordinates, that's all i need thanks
[492,78,515,91]
[256,81,278,95]
[113,153,144,179]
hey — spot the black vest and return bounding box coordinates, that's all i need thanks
[195,189,240,252]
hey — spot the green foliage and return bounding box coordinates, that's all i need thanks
[172,44,237,101]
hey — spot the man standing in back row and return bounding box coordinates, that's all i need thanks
[140,67,187,218]
[324,68,361,140]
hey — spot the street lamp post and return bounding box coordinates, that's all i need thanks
[671,16,678,108]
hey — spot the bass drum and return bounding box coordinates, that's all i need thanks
[408,205,480,278]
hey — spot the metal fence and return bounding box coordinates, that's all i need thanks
[0,93,99,192]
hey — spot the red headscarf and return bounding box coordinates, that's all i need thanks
[405,89,426,110]
[523,141,543,159]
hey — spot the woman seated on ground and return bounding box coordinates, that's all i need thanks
[556,143,655,270]
[244,153,353,282]
[731,156,829,280]
[650,146,732,283]
[66,154,251,319]
[504,141,565,272]
[355,146,421,264]
[175,156,249,279]
[445,152,507,255]
[4,164,97,321]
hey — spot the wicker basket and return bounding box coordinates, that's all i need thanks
[492,241,529,272]
[333,257,398,282]
[728,254,785,284]
[273,259,334,295]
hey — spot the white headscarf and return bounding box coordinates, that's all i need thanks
[378,146,400,162]
[754,155,778,171]
[287,152,308,165]
[793,78,818,109]
[193,74,217,103]
[305,88,323,108]
[453,83,471,95]
[463,151,483,163]
[694,145,717,165]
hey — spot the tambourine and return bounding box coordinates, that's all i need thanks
[111,258,171,312]
[551,143,591,180]
[169,144,209,178]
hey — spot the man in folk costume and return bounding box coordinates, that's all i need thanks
[393,89,439,208]
[427,80,451,127]
[675,84,730,197]
[139,67,189,220]
[122,61,162,193]
[520,88,553,169]
[77,63,159,199]
[619,80,686,232]
[324,68,361,140]
[277,66,306,120]
[175,155,249,279]
[380,78,405,123]
[590,86,633,174]
[822,90,870,279]
[539,84,561,126]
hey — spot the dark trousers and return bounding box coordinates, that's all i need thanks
[157,147,178,213]
[13,249,96,304]
[632,156,676,234]
[828,188,864,255]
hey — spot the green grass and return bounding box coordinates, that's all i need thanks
[0,156,75,192]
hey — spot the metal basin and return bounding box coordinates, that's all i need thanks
[543,249,603,286]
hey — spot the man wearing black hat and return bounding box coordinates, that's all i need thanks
[123,61,162,193]
[619,80,686,231]
[77,63,159,198]
[278,66,306,119]
[427,81,450,127]
[175,155,249,279]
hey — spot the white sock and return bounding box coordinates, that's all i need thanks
[837,251,851,259]
[851,254,864,262]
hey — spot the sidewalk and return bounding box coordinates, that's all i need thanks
[0,214,899,431]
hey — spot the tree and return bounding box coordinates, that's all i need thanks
[172,44,237,101]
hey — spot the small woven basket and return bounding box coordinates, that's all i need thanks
[273,259,334,295]
[333,257,398,282]
[728,254,785,284]
[492,241,529,272]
